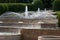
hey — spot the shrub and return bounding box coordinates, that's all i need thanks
[53,0,60,11]
[41,0,54,9]
[0,0,44,14]
[0,4,8,15]
[28,0,44,11]
[33,0,44,10]
[28,4,37,11]
[0,3,26,15]
[7,4,25,12]
[56,11,60,27]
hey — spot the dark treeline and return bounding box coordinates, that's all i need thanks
[41,0,54,9]
[0,0,33,3]
[0,0,56,10]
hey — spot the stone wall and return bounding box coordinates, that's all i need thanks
[0,28,21,40]
[0,27,21,33]
[21,29,60,40]
[41,24,58,28]
[0,35,21,40]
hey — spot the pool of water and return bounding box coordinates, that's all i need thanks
[0,32,21,40]
[0,32,21,35]
[38,35,60,40]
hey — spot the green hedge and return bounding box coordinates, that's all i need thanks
[7,4,25,12]
[0,0,44,15]
[0,4,8,15]
[56,11,60,27]
[0,3,26,15]
[0,0,44,14]
[53,0,60,11]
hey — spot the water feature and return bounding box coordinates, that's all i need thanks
[0,6,58,29]
[0,12,21,19]
[38,35,60,40]
[44,8,47,12]
[37,8,41,13]
[0,6,57,19]
[25,6,29,18]
[38,8,57,19]
[0,32,21,40]
[0,32,20,35]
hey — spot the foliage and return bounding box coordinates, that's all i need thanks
[53,0,60,11]
[0,0,44,14]
[33,0,44,9]
[56,11,60,27]
[28,0,44,11]
[0,3,26,15]
[41,0,54,9]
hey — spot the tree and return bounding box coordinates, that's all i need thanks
[53,0,60,11]
[41,0,54,9]
[33,0,44,9]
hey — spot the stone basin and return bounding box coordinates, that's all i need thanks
[0,32,21,35]
[38,35,60,40]
[0,32,21,40]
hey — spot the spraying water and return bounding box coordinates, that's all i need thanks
[37,8,41,13]
[0,6,57,19]
[25,6,29,18]
[44,8,47,12]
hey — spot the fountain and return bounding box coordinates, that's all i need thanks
[44,8,47,12]
[0,5,58,40]
[38,35,60,40]
[38,8,57,19]
[19,6,57,19]
[25,6,29,18]
[37,8,41,13]
[0,6,58,28]
[0,6,57,20]
[0,12,21,19]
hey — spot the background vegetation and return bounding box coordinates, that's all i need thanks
[0,0,44,15]
[41,0,54,9]
[56,11,60,27]
[53,0,60,11]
